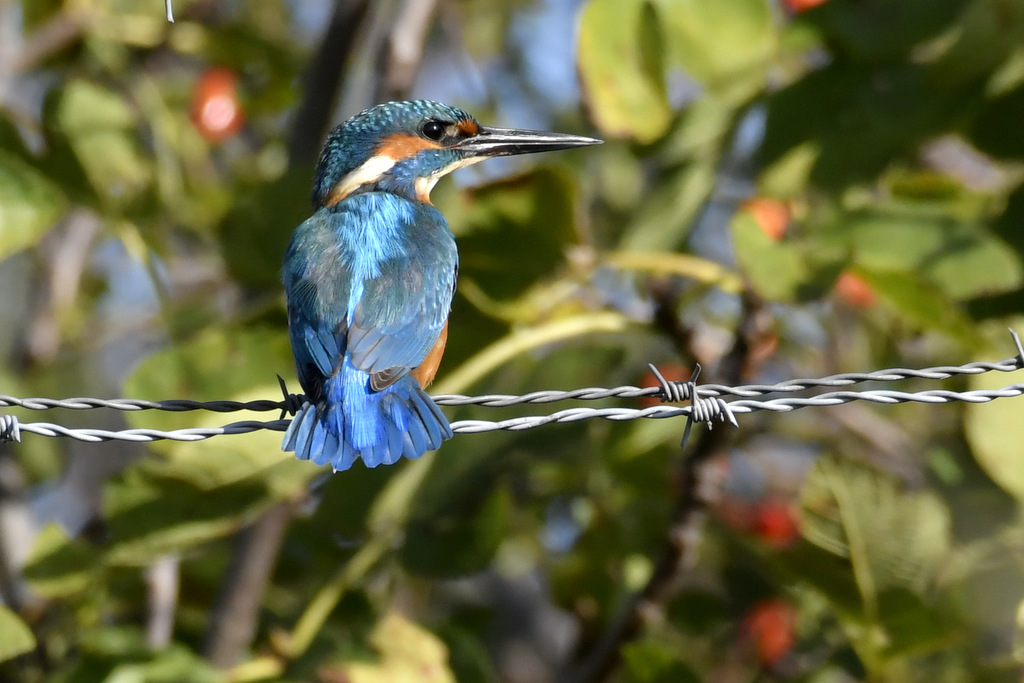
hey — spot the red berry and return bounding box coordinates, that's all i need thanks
[742,599,796,668]
[191,67,244,142]
[834,271,877,309]
[784,0,828,12]
[754,499,800,549]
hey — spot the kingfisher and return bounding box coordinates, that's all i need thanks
[281,100,601,471]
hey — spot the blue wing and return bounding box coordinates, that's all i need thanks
[348,249,456,386]
[284,193,456,396]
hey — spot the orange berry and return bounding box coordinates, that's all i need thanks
[742,198,790,241]
[834,271,877,309]
[191,67,244,142]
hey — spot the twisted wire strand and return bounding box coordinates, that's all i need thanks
[2,352,1021,414]
[3,382,1022,444]
[0,396,289,413]
[433,352,1024,406]
[2,330,1021,444]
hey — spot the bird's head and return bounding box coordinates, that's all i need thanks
[312,100,601,208]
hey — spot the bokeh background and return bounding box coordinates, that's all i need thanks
[2,0,1024,680]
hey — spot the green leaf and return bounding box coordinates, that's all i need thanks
[434,625,499,683]
[800,457,951,604]
[22,523,102,598]
[620,162,715,251]
[927,0,1024,87]
[927,233,1022,300]
[807,0,967,63]
[99,644,220,683]
[100,396,312,566]
[577,0,671,143]
[340,613,456,683]
[45,627,219,683]
[619,97,737,250]
[965,331,1024,500]
[731,211,819,302]
[827,210,1022,300]
[0,603,36,663]
[101,327,313,565]
[22,0,62,29]
[52,79,151,204]
[400,476,509,579]
[856,269,976,342]
[653,0,774,100]
[762,62,981,189]
[877,587,962,659]
[446,168,580,303]
[776,542,865,618]
[0,112,37,162]
[218,167,312,290]
[123,327,294,433]
[102,453,307,567]
[0,150,65,260]
[621,641,701,683]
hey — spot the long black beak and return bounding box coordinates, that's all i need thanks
[456,126,603,158]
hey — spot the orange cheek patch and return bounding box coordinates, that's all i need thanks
[375,133,442,160]
[457,119,480,136]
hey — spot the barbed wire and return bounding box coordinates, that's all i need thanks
[1,330,1022,445]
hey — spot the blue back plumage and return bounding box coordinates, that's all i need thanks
[282,190,456,470]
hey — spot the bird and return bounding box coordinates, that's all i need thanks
[281,100,601,472]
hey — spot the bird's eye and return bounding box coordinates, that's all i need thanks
[421,120,446,141]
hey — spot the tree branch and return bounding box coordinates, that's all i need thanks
[373,0,439,103]
[287,0,372,166]
[203,503,293,669]
[10,210,100,369]
[146,555,180,649]
[562,288,759,683]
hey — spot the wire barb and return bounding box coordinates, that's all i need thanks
[0,330,1022,445]
[1009,328,1024,369]
[648,363,694,404]
[679,364,701,452]
[649,362,741,452]
[277,375,304,419]
[0,414,21,443]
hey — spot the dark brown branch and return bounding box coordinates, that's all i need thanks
[288,0,372,166]
[203,503,293,669]
[146,555,180,649]
[10,211,100,369]
[11,12,83,74]
[562,288,760,683]
[372,0,439,103]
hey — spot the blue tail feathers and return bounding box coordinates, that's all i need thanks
[282,362,452,471]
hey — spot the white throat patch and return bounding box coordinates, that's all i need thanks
[414,156,486,203]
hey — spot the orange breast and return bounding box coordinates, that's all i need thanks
[411,322,449,388]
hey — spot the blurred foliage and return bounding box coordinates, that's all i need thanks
[1,0,1024,681]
